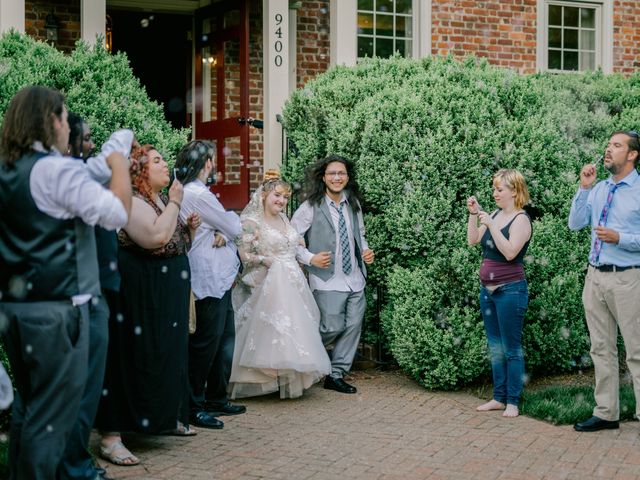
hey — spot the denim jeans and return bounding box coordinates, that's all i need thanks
[480,279,528,406]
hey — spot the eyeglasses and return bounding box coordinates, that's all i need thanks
[325,171,348,178]
[627,130,639,140]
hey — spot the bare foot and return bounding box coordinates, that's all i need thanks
[99,434,140,466]
[502,404,519,418]
[476,399,506,412]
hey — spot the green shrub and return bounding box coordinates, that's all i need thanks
[283,55,640,389]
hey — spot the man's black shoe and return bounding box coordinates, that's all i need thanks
[190,411,224,429]
[205,401,247,416]
[574,416,619,432]
[323,375,357,394]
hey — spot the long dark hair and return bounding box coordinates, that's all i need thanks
[174,140,215,185]
[67,112,85,159]
[0,85,66,165]
[304,155,362,211]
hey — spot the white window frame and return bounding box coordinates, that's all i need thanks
[331,0,430,67]
[537,0,613,73]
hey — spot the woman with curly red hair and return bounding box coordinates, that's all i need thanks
[95,144,199,467]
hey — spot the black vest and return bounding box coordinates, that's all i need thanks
[0,152,100,301]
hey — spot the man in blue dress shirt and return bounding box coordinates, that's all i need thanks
[569,130,640,432]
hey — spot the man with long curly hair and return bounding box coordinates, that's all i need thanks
[291,155,375,394]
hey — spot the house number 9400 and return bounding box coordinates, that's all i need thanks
[274,13,284,67]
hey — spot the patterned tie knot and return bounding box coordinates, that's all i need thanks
[331,201,352,275]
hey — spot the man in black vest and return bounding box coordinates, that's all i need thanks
[291,155,375,394]
[0,86,131,480]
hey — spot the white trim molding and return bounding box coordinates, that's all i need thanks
[81,0,106,46]
[414,0,431,58]
[0,0,25,34]
[330,0,357,67]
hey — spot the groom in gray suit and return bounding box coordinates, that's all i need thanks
[291,155,374,394]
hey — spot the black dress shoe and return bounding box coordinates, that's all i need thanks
[190,411,224,429]
[574,416,619,432]
[323,375,357,394]
[205,401,247,416]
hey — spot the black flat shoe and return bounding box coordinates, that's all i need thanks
[205,401,247,416]
[574,416,619,432]
[190,411,224,429]
[323,376,357,394]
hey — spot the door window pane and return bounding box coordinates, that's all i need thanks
[396,0,412,14]
[580,30,595,51]
[201,46,217,122]
[580,8,595,28]
[564,51,579,70]
[376,0,393,13]
[358,0,373,10]
[548,28,561,48]
[358,36,374,58]
[223,40,241,119]
[222,136,242,185]
[358,13,374,35]
[376,38,393,57]
[580,51,595,71]
[548,50,561,70]
[563,7,579,27]
[564,29,578,49]
[395,15,411,38]
[549,4,562,25]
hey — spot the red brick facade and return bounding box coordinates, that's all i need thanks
[613,0,640,74]
[431,0,538,74]
[296,1,330,88]
[25,0,80,54]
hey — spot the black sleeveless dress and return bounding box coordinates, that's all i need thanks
[96,193,191,433]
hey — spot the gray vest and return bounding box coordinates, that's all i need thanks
[304,199,366,281]
[0,151,100,301]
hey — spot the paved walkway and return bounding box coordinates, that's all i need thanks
[94,370,640,480]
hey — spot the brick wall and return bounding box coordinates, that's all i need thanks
[431,0,537,74]
[613,1,640,74]
[25,0,80,54]
[296,0,330,88]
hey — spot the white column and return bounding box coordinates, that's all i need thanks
[81,0,105,47]
[288,8,297,93]
[330,0,357,67]
[263,0,290,170]
[0,0,25,34]
[414,0,432,58]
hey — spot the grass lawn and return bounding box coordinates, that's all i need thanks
[470,369,637,425]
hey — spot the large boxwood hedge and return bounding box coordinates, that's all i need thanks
[282,55,640,389]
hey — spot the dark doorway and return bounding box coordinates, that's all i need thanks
[109,10,192,130]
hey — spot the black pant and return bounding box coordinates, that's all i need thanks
[60,294,110,480]
[1,301,89,480]
[189,290,235,412]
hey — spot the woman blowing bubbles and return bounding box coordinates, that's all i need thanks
[467,169,532,418]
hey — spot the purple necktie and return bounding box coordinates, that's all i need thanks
[589,182,619,265]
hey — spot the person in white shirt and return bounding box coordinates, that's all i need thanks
[291,155,374,394]
[0,85,131,480]
[174,140,246,428]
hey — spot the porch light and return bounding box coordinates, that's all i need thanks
[45,13,59,42]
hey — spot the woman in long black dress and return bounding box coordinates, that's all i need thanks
[96,144,199,466]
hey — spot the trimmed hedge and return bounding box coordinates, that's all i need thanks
[282,55,640,389]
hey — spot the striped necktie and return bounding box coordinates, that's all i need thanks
[331,202,352,275]
[589,182,619,265]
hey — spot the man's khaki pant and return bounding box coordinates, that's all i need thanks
[582,265,640,421]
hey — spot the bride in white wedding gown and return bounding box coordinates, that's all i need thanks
[230,173,331,399]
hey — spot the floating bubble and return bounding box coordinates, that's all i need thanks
[253,160,261,166]
[201,35,208,42]
[319,6,328,14]
[560,327,570,339]
[484,309,492,316]
[65,241,74,252]
[161,266,168,273]
[319,27,328,35]
[180,270,189,280]
[141,418,149,428]
[575,393,585,403]
[25,344,33,354]
[109,261,118,271]
[522,373,530,384]
[8,275,28,300]
[140,18,149,28]
[0,433,7,443]
[134,326,142,335]
[173,322,178,328]
[116,313,124,323]
[46,425,53,433]
[91,297,100,306]
[102,389,109,397]
[223,146,232,157]
[453,337,462,346]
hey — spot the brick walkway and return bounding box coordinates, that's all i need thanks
[94,370,640,480]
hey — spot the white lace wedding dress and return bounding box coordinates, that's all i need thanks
[230,212,331,399]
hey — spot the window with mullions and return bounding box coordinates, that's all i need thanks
[547,2,598,71]
[357,0,413,59]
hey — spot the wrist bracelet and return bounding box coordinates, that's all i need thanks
[169,199,181,209]
[469,212,478,216]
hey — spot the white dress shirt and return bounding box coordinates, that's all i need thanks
[29,143,128,231]
[28,142,129,304]
[180,179,242,299]
[84,129,135,186]
[291,194,368,293]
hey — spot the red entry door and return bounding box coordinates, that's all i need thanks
[194,0,250,210]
